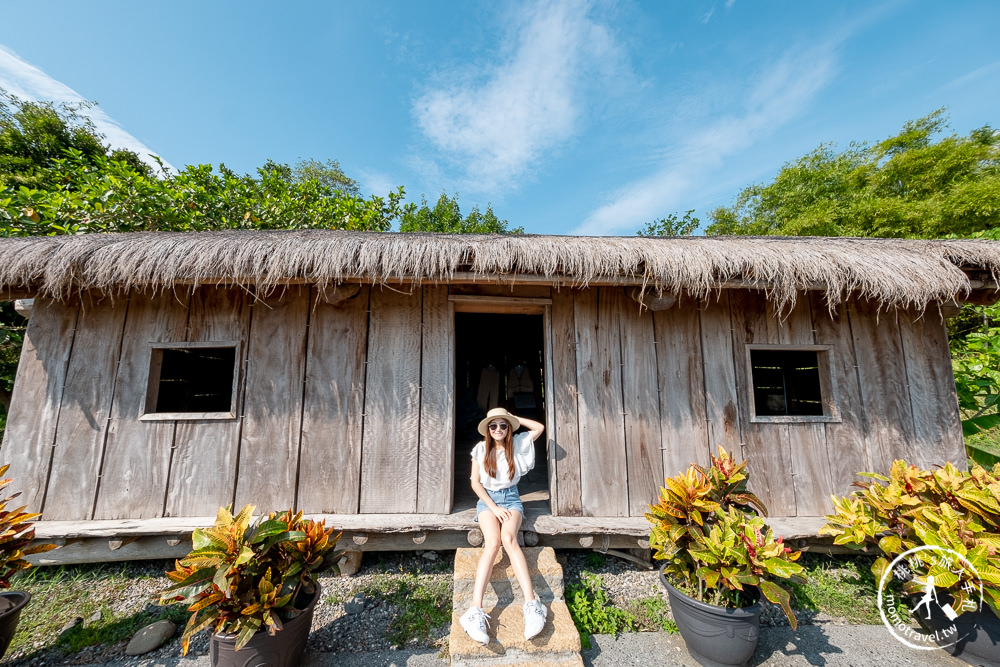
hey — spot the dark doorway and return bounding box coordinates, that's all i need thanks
[452,312,548,513]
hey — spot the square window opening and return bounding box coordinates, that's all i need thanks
[750,348,825,417]
[145,345,238,417]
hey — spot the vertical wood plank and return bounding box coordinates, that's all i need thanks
[44,294,127,520]
[359,287,422,513]
[899,309,965,469]
[93,291,189,519]
[575,288,628,517]
[779,299,832,516]
[729,290,797,516]
[619,294,663,516]
[235,286,310,510]
[0,298,78,513]
[811,294,872,495]
[700,292,741,455]
[297,286,370,513]
[654,300,710,479]
[848,300,917,475]
[544,303,558,513]
[417,285,455,513]
[166,287,250,516]
[550,289,581,516]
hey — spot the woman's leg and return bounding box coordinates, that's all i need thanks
[499,511,536,601]
[473,511,503,608]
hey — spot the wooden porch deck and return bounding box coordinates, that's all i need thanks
[29,511,830,566]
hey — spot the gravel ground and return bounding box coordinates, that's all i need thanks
[0,548,924,666]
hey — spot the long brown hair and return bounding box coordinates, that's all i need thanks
[484,420,515,480]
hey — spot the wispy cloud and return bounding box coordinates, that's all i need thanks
[937,61,1000,94]
[0,45,171,172]
[412,0,625,194]
[572,44,837,236]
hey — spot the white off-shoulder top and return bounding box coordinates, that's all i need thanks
[470,431,535,491]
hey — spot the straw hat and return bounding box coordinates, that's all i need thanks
[477,407,520,436]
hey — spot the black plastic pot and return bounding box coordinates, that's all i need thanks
[209,584,320,667]
[659,566,761,667]
[0,590,30,659]
[918,600,1000,666]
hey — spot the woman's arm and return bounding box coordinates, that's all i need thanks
[516,415,545,442]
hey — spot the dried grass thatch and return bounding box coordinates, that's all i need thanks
[1,230,998,310]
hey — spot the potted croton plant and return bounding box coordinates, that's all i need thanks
[0,463,58,659]
[821,459,1000,663]
[158,504,342,667]
[645,447,805,667]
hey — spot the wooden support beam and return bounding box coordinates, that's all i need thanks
[24,514,829,565]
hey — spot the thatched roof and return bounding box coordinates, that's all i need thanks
[0,230,998,310]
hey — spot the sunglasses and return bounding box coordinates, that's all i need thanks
[488,422,509,432]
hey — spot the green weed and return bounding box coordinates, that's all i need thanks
[358,573,452,646]
[566,573,641,649]
[625,596,678,633]
[789,553,885,624]
[7,563,181,659]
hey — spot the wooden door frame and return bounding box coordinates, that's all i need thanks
[448,295,555,513]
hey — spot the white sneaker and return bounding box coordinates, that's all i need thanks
[523,594,546,639]
[460,606,490,645]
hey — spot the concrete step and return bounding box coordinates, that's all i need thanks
[450,546,582,667]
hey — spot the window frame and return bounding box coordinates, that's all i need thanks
[745,344,841,424]
[140,341,241,421]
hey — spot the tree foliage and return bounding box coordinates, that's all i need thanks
[636,210,700,236]
[399,192,522,234]
[0,90,134,189]
[291,158,359,196]
[1,153,405,236]
[707,110,1000,238]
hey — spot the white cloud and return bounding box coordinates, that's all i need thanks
[938,61,1000,94]
[412,0,624,194]
[0,45,171,173]
[572,44,837,236]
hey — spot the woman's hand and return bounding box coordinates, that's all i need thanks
[491,505,514,523]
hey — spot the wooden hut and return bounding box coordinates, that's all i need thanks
[0,231,997,562]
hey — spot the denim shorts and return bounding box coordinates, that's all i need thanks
[475,486,524,522]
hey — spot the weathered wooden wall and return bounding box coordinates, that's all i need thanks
[548,287,965,518]
[1,284,963,523]
[1,284,455,521]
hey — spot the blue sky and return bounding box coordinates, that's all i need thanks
[2,1,999,236]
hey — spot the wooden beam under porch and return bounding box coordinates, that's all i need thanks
[27,512,833,566]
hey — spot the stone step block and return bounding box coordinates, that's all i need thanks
[450,547,581,667]
[453,546,564,604]
[449,599,582,667]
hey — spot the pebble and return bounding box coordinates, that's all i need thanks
[125,619,176,656]
[57,617,83,638]
[344,592,367,614]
